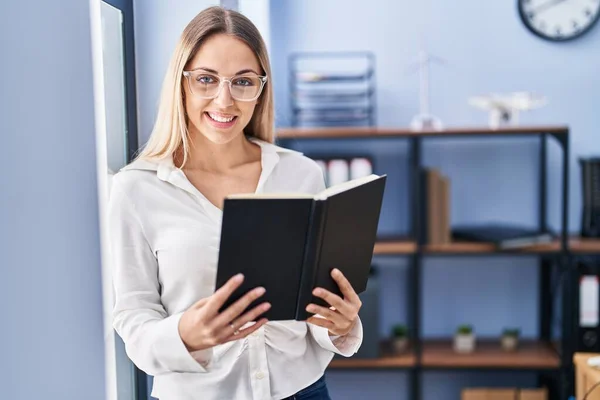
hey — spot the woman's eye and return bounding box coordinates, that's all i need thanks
[196,75,217,84]
[233,78,254,86]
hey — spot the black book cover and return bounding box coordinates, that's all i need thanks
[215,174,387,321]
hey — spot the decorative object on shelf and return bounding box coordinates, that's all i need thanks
[407,50,445,131]
[454,324,476,353]
[518,0,600,42]
[468,92,547,129]
[501,328,520,352]
[580,157,600,238]
[289,52,376,128]
[408,0,444,131]
[390,324,409,354]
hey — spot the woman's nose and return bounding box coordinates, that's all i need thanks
[213,81,234,107]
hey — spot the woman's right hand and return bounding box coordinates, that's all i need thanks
[178,273,270,352]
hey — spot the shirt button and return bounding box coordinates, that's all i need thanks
[255,371,265,380]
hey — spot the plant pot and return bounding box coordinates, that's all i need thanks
[392,337,408,353]
[453,333,476,353]
[501,335,518,351]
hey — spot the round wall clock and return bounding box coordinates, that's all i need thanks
[518,0,600,41]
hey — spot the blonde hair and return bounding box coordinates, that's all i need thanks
[136,6,274,167]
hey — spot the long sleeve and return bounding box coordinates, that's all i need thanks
[308,316,363,357]
[303,161,364,356]
[107,177,211,375]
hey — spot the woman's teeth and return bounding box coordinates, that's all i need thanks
[207,112,235,123]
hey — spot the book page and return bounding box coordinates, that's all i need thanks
[226,193,314,199]
[315,174,380,199]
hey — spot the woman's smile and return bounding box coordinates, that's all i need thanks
[204,111,238,129]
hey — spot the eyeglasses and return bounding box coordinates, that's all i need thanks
[182,70,267,102]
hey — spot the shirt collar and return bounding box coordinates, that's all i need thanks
[120,136,300,184]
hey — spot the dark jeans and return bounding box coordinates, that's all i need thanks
[283,375,331,400]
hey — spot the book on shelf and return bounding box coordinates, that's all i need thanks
[215,174,387,321]
[421,167,451,245]
[451,223,555,250]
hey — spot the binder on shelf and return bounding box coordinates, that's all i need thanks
[576,262,600,352]
[420,167,451,245]
[580,157,600,238]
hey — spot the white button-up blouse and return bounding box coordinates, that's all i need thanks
[107,137,363,400]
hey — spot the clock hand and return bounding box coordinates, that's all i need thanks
[532,0,568,15]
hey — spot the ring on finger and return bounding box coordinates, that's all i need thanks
[230,322,240,335]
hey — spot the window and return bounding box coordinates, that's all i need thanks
[92,0,141,399]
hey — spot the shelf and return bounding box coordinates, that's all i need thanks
[423,238,600,255]
[328,342,416,369]
[370,237,600,255]
[373,239,417,255]
[570,237,600,253]
[421,340,560,369]
[328,340,559,369]
[423,240,561,254]
[277,125,569,139]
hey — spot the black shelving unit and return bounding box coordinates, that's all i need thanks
[276,125,598,400]
[289,52,376,128]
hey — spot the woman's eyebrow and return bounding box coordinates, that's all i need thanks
[192,67,260,75]
[234,68,260,75]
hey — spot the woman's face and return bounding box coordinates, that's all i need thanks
[183,34,263,145]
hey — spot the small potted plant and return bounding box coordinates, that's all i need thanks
[454,324,476,353]
[391,324,408,353]
[501,328,520,351]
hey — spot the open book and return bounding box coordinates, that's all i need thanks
[215,174,387,321]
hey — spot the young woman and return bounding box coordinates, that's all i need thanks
[108,6,363,400]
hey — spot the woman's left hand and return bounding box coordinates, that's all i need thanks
[306,268,362,337]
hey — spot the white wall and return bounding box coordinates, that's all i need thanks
[133,0,271,145]
[0,0,106,399]
[133,0,220,144]
[239,0,271,54]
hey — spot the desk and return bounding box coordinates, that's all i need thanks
[574,353,600,400]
